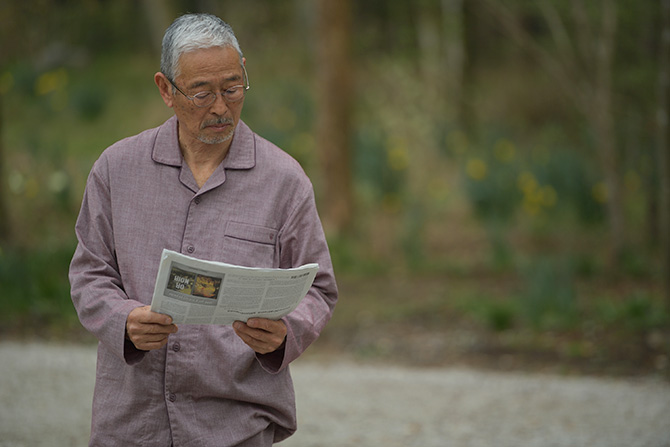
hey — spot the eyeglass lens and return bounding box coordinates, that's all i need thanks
[192,87,245,107]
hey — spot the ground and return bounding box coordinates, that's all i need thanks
[307,275,670,380]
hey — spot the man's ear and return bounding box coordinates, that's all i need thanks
[154,72,175,108]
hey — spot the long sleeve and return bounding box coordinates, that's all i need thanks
[257,186,338,373]
[69,156,146,364]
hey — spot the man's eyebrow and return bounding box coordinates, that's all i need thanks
[188,80,210,90]
[187,74,242,90]
[225,74,242,82]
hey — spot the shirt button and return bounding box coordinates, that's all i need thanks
[168,393,176,402]
[187,246,195,254]
[194,196,201,204]
[172,342,181,352]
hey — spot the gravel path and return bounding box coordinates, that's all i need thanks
[1,341,669,447]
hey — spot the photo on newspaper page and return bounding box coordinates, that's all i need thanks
[150,249,319,325]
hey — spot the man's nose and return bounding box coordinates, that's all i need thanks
[209,93,230,114]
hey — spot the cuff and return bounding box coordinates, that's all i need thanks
[256,340,286,374]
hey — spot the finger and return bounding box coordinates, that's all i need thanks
[234,322,270,342]
[127,329,172,351]
[145,322,178,334]
[133,334,169,345]
[134,337,170,351]
[246,318,271,330]
[235,333,272,354]
[128,307,176,335]
[127,325,178,343]
[246,318,287,338]
[137,308,174,326]
[142,323,178,335]
[233,323,266,351]
[233,321,285,353]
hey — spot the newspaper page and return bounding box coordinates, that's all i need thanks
[150,249,318,325]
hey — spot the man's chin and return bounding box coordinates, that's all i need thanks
[198,131,234,145]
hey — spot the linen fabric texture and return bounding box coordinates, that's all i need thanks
[69,116,338,446]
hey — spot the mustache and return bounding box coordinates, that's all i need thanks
[201,117,234,129]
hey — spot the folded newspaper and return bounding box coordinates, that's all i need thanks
[150,249,318,325]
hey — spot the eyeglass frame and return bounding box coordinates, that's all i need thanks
[165,64,250,107]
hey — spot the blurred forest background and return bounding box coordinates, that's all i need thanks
[0,0,669,378]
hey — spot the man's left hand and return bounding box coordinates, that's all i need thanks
[233,318,287,354]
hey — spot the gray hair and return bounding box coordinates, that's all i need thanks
[161,13,243,81]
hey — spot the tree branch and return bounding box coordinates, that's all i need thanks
[538,0,575,66]
[478,0,591,113]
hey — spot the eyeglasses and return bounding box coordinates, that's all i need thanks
[167,65,250,108]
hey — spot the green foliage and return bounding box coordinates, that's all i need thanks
[531,148,605,225]
[459,296,517,332]
[595,292,669,331]
[463,154,520,223]
[328,234,389,276]
[462,136,606,227]
[487,224,514,271]
[0,245,79,331]
[517,256,578,330]
[400,201,427,271]
[354,126,405,201]
[69,80,108,121]
[242,74,316,170]
[618,248,657,279]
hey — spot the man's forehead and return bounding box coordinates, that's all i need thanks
[177,46,243,84]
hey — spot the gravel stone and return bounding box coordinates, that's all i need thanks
[1,342,668,447]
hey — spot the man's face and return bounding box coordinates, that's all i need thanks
[168,46,246,149]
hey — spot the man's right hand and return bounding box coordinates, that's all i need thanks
[126,306,178,351]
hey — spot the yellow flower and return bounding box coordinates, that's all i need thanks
[517,171,537,194]
[35,68,68,96]
[592,182,608,203]
[539,185,557,208]
[466,158,488,180]
[388,146,409,171]
[523,200,541,216]
[518,172,557,216]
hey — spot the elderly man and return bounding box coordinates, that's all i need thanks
[69,13,338,447]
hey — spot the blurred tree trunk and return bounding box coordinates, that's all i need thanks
[0,93,9,247]
[658,0,670,307]
[480,0,625,265]
[316,0,354,235]
[417,0,441,86]
[590,0,623,264]
[439,0,478,139]
[459,0,478,140]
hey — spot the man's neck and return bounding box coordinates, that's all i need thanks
[179,136,232,189]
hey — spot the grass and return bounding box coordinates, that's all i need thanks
[0,244,86,339]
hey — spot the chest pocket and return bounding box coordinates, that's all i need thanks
[222,221,278,268]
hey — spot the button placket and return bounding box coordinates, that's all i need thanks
[182,194,203,256]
